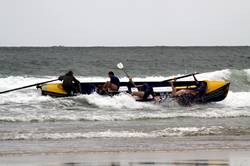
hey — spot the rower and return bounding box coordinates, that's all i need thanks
[171,74,207,97]
[193,75,207,97]
[129,77,157,101]
[170,74,207,105]
[102,71,120,92]
[58,70,80,96]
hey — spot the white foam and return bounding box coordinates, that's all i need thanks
[0,68,239,93]
[0,76,56,91]
[175,69,231,81]
[0,69,250,123]
[152,126,224,136]
[1,101,250,122]
[0,126,225,140]
[197,69,231,81]
[0,91,250,123]
[220,91,250,108]
[78,93,158,110]
[0,90,50,105]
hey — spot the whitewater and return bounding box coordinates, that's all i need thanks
[0,69,250,123]
[1,46,250,156]
[0,68,249,144]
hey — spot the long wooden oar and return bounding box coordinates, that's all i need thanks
[117,62,137,87]
[117,62,198,82]
[117,62,198,84]
[161,73,198,83]
[0,79,58,94]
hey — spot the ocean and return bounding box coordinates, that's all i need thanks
[0,47,250,165]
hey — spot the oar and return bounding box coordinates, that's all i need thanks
[161,72,199,83]
[0,79,58,94]
[117,62,198,83]
[117,62,137,88]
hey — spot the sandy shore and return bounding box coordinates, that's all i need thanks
[1,136,250,165]
[1,149,250,166]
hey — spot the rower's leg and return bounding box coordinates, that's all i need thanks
[154,96,161,103]
[108,83,119,92]
[103,81,110,90]
[73,82,81,93]
[131,92,145,98]
[65,87,74,96]
[175,89,195,96]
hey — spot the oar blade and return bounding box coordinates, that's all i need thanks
[117,62,124,69]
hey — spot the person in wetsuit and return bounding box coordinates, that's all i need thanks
[171,75,207,97]
[170,74,207,105]
[194,81,207,96]
[102,71,120,92]
[58,70,80,96]
[129,77,156,101]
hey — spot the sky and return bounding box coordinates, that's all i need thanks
[0,0,249,46]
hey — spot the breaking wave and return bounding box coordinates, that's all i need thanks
[0,69,250,123]
[2,126,250,141]
[0,68,249,92]
[1,126,242,140]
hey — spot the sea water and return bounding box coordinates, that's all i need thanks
[0,47,250,164]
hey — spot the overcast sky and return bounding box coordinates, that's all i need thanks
[0,0,249,46]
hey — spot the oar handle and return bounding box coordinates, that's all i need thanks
[0,79,58,94]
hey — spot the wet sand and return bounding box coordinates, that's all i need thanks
[1,136,250,165]
[1,149,250,166]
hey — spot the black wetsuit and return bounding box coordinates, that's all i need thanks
[110,75,120,89]
[141,83,154,100]
[177,82,207,106]
[59,74,80,96]
[195,82,207,96]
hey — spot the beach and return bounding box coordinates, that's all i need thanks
[1,149,250,166]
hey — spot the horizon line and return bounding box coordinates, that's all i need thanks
[0,45,249,48]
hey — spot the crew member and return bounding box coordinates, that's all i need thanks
[58,70,80,96]
[194,81,207,97]
[102,71,120,92]
[129,77,157,101]
[170,75,207,105]
[170,75,207,97]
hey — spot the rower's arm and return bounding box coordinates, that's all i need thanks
[58,75,64,81]
[129,77,144,89]
[129,77,136,87]
[73,76,80,84]
[170,81,177,96]
[135,85,143,88]
[193,74,198,83]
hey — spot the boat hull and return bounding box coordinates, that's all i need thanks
[38,80,230,104]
